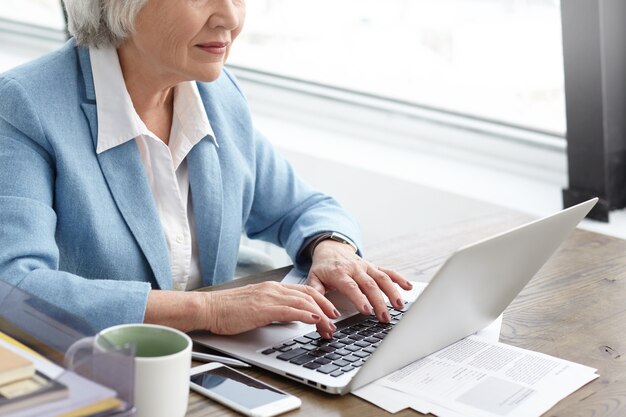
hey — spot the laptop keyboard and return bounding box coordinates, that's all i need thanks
[260,302,408,378]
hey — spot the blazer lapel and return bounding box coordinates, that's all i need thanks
[187,138,224,286]
[77,46,172,290]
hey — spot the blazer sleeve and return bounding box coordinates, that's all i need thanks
[243,127,362,270]
[0,77,151,331]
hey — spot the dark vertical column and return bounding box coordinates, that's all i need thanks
[60,0,69,39]
[561,0,626,222]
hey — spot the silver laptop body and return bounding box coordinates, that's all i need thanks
[192,199,597,395]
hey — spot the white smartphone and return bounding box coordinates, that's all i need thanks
[190,363,301,417]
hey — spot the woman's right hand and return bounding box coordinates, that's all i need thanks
[201,281,340,338]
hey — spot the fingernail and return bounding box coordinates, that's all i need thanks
[364,304,373,315]
[406,281,413,289]
[330,322,337,331]
[384,311,391,322]
[312,314,321,321]
[333,308,341,318]
[396,298,403,308]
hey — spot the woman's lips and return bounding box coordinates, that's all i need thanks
[196,42,229,55]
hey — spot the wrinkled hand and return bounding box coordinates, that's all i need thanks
[202,281,340,338]
[307,240,413,323]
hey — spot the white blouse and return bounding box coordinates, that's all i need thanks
[90,47,215,291]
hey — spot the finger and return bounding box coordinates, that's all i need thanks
[288,281,340,319]
[278,291,336,333]
[379,266,413,291]
[264,305,325,326]
[304,273,327,295]
[352,269,390,322]
[367,265,404,310]
[331,273,373,316]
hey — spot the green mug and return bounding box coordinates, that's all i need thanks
[65,323,192,417]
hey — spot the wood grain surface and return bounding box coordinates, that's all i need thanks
[187,209,626,417]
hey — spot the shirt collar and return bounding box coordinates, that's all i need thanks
[89,47,216,155]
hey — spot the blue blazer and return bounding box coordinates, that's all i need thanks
[0,40,360,331]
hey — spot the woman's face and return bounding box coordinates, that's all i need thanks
[126,0,246,84]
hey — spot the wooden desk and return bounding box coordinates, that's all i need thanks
[187,209,626,417]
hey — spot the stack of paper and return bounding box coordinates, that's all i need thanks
[0,334,122,417]
[354,335,598,417]
[0,346,35,385]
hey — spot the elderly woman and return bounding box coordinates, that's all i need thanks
[0,0,412,337]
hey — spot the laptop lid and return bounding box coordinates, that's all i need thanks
[347,198,597,393]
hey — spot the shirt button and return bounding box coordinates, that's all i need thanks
[175,233,184,244]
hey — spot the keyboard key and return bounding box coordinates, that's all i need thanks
[275,345,293,352]
[330,370,344,377]
[333,332,347,339]
[290,354,316,365]
[310,349,327,357]
[335,349,351,356]
[353,351,370,358]
[342,366,355,372]
[261,348,275,355]
[353,361,366,367]
[294,337,311,344]
[345,345,361,352]
[355,341,370,348]
[364,337,379,344]
[329,342,346,349]
[363,346,376,353]
[277,348,307,361]
[348,334,364,341]
[343,355,360,363]
[301,344,317,351]
[319,346,335,353]
[317,364,340,374]
[325,353,341,361]
[314,357,332,365]
[304,362,322,370]
[333,359,350,367]
[373,333,386,340]
[304,331,321,340]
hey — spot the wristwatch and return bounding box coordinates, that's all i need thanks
[308,231,358,256]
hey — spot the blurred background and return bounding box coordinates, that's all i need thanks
[0,0,621,264]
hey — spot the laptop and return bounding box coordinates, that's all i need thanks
[192,198,597,395]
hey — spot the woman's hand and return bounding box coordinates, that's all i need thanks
[201,281,341,338]
[306,240,413,323]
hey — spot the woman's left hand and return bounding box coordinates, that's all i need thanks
[306,240,413,324]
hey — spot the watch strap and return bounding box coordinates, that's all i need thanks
[306,231,358,259]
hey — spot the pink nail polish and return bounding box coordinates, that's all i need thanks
[333,308,341,318]
[364,304,373,315]
[312,314,321,321]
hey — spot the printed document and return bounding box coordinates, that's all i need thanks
[378,335,597,417]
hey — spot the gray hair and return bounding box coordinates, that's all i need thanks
[62,0,149,48]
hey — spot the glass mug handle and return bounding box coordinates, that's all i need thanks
[63,336,95,370]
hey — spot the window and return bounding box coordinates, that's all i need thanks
[0,0,65,73]
[230,0,564,135]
